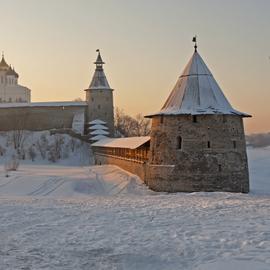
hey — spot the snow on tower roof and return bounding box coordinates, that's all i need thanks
[146,48,250,118]
[88,124,108,130]
[90,135,109,141]
[91,136,150,149]
[87,50,112,90]
[89,119,107,125]
[90,129,110,135]
[0,101,87,108]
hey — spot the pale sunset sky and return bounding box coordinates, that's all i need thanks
[0,0,269,134]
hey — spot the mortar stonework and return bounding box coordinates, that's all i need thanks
[146,114,249,193]
[86,89,114,135]
[0,106,86,131]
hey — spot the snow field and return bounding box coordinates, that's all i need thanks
[1,192,270,269]
[0,165,152,197]
[0,146,269,269]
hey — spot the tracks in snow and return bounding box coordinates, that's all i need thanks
[27,177,66,196]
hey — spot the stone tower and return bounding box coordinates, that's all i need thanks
[145,43,251,193]
[85,50,114,136]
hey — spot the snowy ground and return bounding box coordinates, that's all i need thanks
[0,147,270,269]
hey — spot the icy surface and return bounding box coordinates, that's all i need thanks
[0,147,269,269]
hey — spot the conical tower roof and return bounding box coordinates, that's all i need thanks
[87,50,112,90]
[147,48,250,117]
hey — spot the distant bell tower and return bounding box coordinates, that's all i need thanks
[85,50,114,136]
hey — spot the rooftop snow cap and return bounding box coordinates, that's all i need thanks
[146,44,250,118]
[87,49,112,90]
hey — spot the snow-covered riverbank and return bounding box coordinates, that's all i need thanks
[0,147,269,269]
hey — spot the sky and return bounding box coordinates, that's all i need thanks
[0,0,269,134]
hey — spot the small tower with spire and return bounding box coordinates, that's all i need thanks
[145,39,251,193]
[85,50,114,136]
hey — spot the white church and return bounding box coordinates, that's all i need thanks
[0,54,31,103]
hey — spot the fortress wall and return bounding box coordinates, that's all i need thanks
[94,153,147,181]
[0,105,86,131]
[147,114,249,193]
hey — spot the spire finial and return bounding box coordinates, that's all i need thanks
[192,36,197,52]
[94,49,105,69]
[1,51,4,59]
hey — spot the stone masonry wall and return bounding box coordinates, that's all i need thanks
[94,153,147,181]
[147,114,249,193]
[0,105,86,131]
[86,89,114,135]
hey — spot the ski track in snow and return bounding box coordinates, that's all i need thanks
[0,147,269,269]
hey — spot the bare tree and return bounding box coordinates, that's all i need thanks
[11,129,25,150]
[70,137,77,152]
[36,133,49,159]
[28,146,37,161]
[0,145,6,156]
[9,112,29,158]
[135,113,151,136]
[114,108,151,137]
[48,135,64,162]
[5,154,20,172]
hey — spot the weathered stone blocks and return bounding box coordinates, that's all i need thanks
[147,114,249,193]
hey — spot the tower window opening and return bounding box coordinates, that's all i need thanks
[98,104,101,109]
[177,136,182,149]
[91,97,94,102]
[233,140,236,149]
[223,115,227,123]
[193,115,197,123]
[218,164,222,172]
[160,115,164,124]
[207,141,211,148]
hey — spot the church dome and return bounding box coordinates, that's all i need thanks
[6,66,19,78]
[0,55,9,71]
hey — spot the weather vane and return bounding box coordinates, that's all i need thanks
[192,36,197,52]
